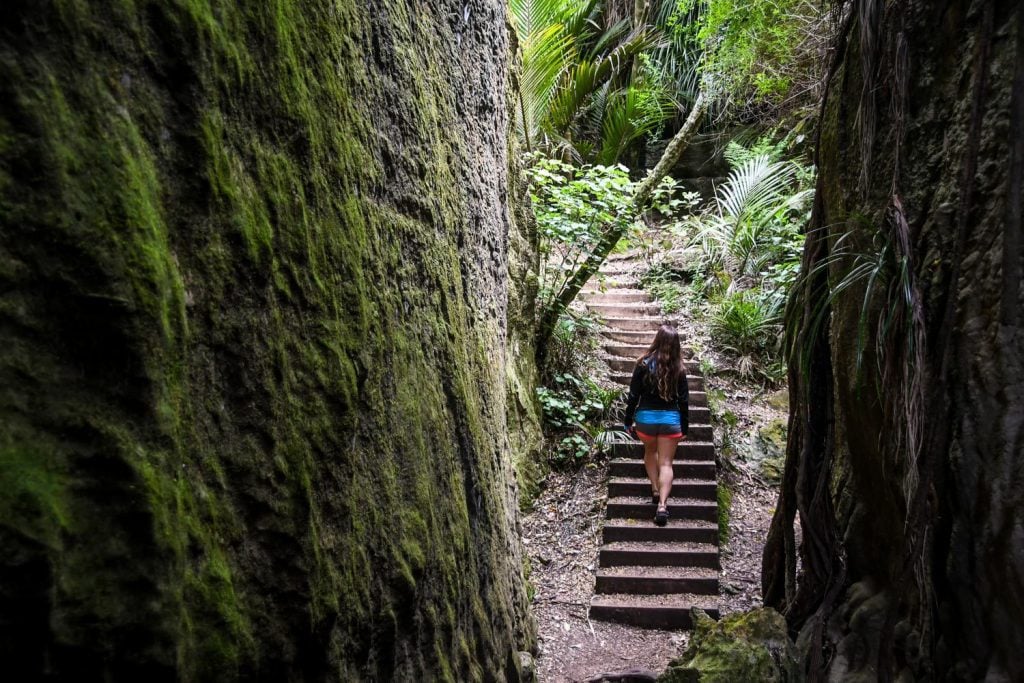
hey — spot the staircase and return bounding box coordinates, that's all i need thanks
[581,253,721,629]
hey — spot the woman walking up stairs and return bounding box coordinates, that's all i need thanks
[580,252,721,629]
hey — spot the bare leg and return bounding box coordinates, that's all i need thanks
[657,436,682,509]
[638,431,659,497]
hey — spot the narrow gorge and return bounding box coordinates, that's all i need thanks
[2,0,1022,681]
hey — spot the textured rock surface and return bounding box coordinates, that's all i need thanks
[657,608,797,683]
[763,1,1022,680]
[0,0,539,679]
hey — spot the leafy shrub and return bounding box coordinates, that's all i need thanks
[524,154,638,311]
[673,0,833,122]
[543,309,603,384]
[640,261,692,314]
[709,290,780,358]
[639,138,812,382]
[536,372,624,468]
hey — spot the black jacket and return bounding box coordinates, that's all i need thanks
[623,358,689,435]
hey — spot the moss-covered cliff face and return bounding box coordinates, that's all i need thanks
[0,0,540,679]
[763,1,1021,680]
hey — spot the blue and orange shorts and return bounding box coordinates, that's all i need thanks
[635,423,683,439]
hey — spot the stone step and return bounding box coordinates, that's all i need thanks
[594,566,720,595]
[609,459,716,480]
[598,542,720,569]
[587,303,661,317]
[580,290,651,303]
[589,594,720,629]
[607,478,717,500]
[601,519,719,545]
[600,316,668,332]
[605,497,718,522]
[609,440,714,459]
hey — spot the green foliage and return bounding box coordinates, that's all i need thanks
[709,290,778,357]
[674,0,829,115]
[511,0,696,164]
[525,154,641,308]
[536,306,624,468]
[647,138,812,382]
[536,373,623,467]
[694,149,810,281]
[640,261,691,314]
[544,308,604,381]
[649,175,702,218]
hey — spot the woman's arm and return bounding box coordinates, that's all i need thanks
[623,363,645,428]
[677,369,689,437]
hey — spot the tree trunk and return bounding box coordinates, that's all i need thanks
[763,1,1023,680]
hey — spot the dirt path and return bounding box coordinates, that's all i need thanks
[524,251,784,681]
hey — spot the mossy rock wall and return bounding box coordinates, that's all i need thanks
[0,1,540,679]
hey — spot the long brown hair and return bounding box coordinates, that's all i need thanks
[638,324,684,400]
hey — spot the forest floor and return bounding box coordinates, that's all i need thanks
[524,252,788,681]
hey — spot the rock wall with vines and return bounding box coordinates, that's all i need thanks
[763,1,1022,679]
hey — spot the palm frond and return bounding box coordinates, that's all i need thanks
[596,86,674,165]
[716,155,797,224]
[546,27,665,132]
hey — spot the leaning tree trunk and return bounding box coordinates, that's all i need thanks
[535,92,707,365]
[763,1,1023,680]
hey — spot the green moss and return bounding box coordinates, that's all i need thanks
[1,0,536,678]
[0,442,68,546]
[658,608,797,682]
[717,482,732,544]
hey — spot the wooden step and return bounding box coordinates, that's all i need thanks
[604,356,701,376]
[590,594,720,629]
[605,497,718,522]
[609,459,716,479]
[607,478,717,500]
[599,542,720,569]
[587,303,661,317]
[609,441,715,459]
[605,357,703,379]
[600,316,669,332]
[602,342,651,357]
[586,276,636,288]
[603,423,713,442]
[580,290,650,303]
[601,519,719,544]
[594,566,719,595]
